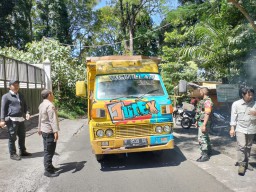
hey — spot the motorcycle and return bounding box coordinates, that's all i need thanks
[173,105,184,125]
[180,110,196,129]
[209,112,230,136]
[180,110,229,131]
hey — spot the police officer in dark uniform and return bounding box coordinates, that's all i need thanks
[38,89,60,177]
[0,80,32,160]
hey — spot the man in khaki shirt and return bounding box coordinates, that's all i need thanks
[38,89,60,177]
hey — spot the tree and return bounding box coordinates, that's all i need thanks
[159,2,204,93]
[227,0,256,32]
[0,38,86,117]
[84,6,122,56]
[0,0,32,48]
[33,0,72,44]
[110,0,164,55]
[180,1,256,83]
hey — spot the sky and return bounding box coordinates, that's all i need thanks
[94,0,179,24]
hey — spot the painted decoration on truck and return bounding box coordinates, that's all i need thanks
[107,100,158,123]
[109,74,156,81]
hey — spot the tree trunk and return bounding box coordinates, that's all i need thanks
[129,28,133,55]
[228,0,256,32]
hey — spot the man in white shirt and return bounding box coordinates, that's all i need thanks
[230,87,256,176]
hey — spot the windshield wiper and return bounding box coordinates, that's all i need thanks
[136,89,159,100]
[110,95,138,102]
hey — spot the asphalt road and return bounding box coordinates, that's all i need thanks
[43,126,231,192]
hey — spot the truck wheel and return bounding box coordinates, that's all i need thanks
[181,117,191,129]
[95,154,104,162]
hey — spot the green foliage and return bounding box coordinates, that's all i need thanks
[109,0,163,54]
[0,38,87,118]
[0,0,32,48]
[33,0,72,44]
[161,0,256,91]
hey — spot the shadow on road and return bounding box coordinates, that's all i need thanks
[20,151,60,158]
[99,146,186,172]
[57,161,87,174]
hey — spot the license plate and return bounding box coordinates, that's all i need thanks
[124,138,148,148]
[161,137,168,142]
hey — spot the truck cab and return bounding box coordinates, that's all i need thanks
[76,55,174,161]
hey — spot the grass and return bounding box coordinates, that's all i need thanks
[58,109,78,120]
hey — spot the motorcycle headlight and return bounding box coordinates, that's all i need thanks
[105,129,114,137]
[163,125,171,133]
[96,129,104,137]
[155,126,163,133]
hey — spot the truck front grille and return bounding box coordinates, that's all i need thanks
[116,124,153,138]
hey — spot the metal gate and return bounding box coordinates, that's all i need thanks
[0,55,46,115]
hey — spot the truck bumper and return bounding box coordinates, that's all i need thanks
[91,134,174,155]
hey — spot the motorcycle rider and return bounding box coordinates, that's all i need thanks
[195,87,213,162]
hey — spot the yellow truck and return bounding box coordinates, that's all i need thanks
[76,55,174,161]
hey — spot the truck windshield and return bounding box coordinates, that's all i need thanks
[96,74,165,99]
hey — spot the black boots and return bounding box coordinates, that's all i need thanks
[44,170,59,177]
[19,151,32,156]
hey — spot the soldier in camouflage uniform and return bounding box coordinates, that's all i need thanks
[195,87,213,162]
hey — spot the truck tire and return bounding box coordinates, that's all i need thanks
[95,154,104,162]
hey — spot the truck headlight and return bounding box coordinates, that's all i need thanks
[155,126,163,133]
[96,129,104,137]
[163,125,171,133]
[105,129,114,137]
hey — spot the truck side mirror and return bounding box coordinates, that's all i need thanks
[178,80,187,94]
[76,81,87,97]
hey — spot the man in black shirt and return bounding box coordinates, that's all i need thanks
[0,80,32,160]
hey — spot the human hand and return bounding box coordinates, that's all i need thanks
[26,114,30,120]
[200,124,207,133]
[195,121,198,128]
[230,126,236,137]
[54,132,58,142]
[0,121,6,128]
[248,109,256,116]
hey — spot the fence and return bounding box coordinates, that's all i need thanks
[0,55,46,115]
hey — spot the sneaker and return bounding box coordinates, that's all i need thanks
[44,171,59,177]
[10,154,21,161]
[238,165,246,176]
[196,154,209,162]
[19,151,32,156]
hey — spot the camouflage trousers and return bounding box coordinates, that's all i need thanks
[198,121,211,153]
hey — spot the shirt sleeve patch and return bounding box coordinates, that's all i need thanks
[204,100,212,108]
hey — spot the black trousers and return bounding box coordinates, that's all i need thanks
[7,121,26,155]
[42,132,56,172]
